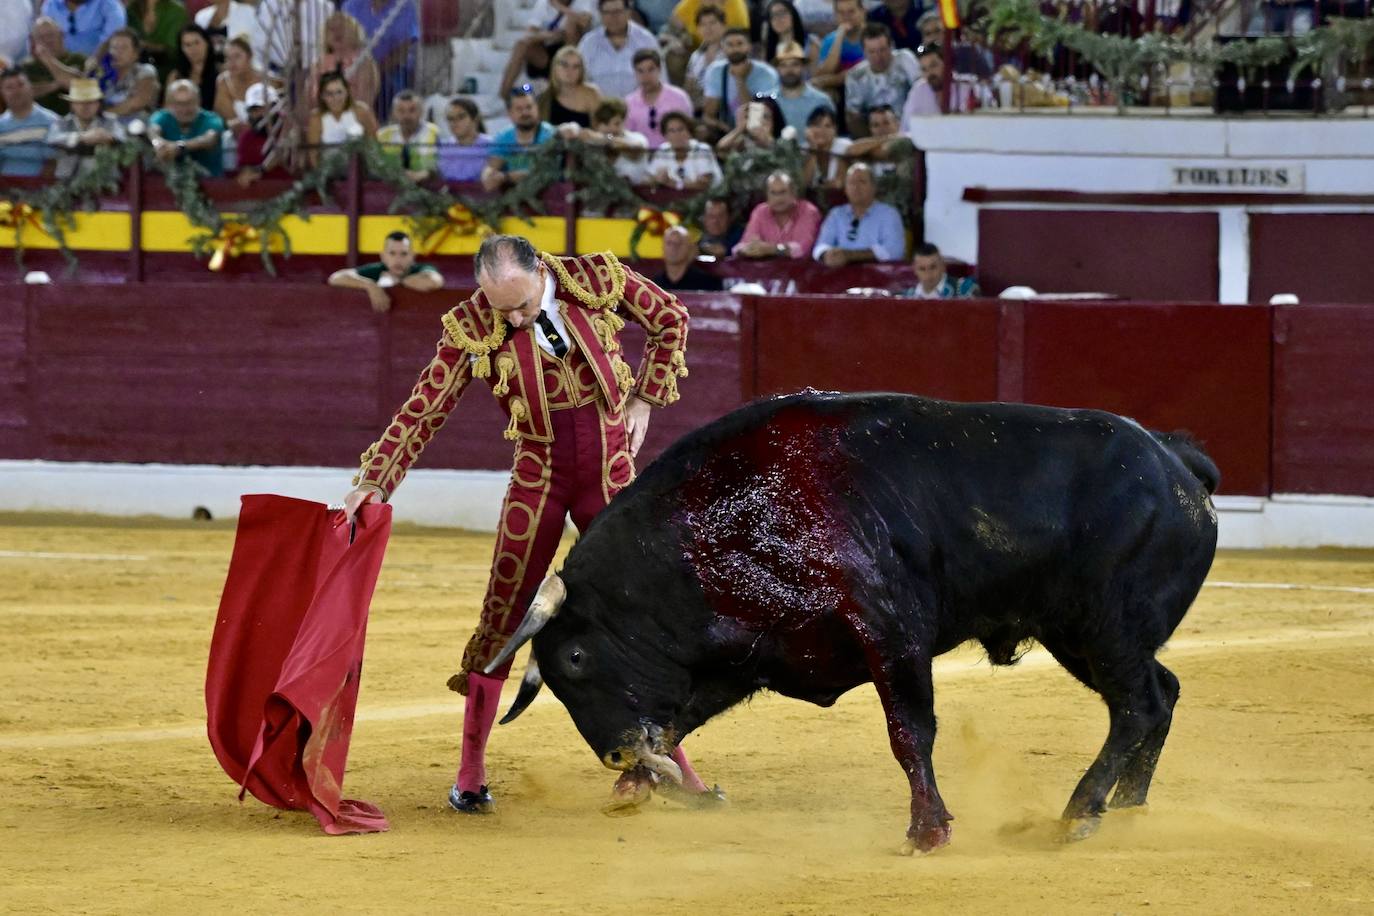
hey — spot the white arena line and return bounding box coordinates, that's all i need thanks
[4,625,1372,751]
[0,550,149,562]
[1204,580,1374,595]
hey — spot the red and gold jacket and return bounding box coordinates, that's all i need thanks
[353,251,689,499]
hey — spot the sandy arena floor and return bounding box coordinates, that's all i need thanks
[1,512,1372,914]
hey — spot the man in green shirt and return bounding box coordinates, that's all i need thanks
[150,78,224,175]
[327,230,446,313]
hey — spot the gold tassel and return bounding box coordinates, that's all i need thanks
[612,357,635,393]
[670,349,689,378]
[492,353,515,396]
[351,443,380,486]
[593,317,616,351]
[604,311,625,333]
[664,373,680,404]
[473,353,491,379]
[504,397,528,441]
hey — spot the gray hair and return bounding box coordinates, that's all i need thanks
[474,234,539,281]
[166,78,199,100]
[766,170,795,191]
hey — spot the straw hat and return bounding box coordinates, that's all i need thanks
[773,41,807,63]
[62,78,103,102]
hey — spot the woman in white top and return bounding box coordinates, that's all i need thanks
[648,111,721,191]
[213,36,264,134]
[800,107,852,191]
[306,70,378,166]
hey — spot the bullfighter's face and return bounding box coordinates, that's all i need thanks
[481,262,546,329]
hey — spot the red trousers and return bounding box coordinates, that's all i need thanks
[454,398,634,691]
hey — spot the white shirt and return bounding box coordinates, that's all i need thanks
[0,0,32,67]
[648,140,721,188]
[576,22,658,100]
[535,270,574,357]
[195,2,265,63]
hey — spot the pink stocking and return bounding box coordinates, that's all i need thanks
[455,673,504,792]
[670,745,709,794]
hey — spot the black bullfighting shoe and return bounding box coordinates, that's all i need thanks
[447,784,494,814]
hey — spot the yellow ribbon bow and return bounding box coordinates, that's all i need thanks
[422,203,489,255]
[0,201,45,235]
[635,207,681,237]
[207,222,259,271]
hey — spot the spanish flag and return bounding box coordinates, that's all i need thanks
[939,0,960,30]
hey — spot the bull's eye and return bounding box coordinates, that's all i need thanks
[564,645,587,677]
[569,650,583,667]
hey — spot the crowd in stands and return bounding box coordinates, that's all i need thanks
[0,0,996,294]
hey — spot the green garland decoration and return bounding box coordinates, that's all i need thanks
[3,141,143,274]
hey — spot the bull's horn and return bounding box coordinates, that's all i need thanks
[483,574,566,675]
[498,658,543,725]
[637,747,684,786]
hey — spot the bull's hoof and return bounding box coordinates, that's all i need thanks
[898,822,952,856]
[1059,815,1102,843]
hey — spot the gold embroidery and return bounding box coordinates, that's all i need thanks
[611,356,635,393]
[442,310,506,378]
[493,352,516,396]
[540,251,626,309]
[670,349,689,378]
[351,443,379,485]
[504,397,528,440]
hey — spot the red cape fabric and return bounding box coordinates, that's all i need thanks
[206,494,392,835]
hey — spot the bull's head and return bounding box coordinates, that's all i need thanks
[485,573,692,786]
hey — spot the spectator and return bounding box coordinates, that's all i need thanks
[697,196,741,258]
[813,0,867,92]
[577,0,658,102]
[648,111,720,190]
[0,69,59,177]
[566,97,650,185]
[758,1,818,70]
[917,9,942,48]
[715,92,784,155]
[46,78,125,179]
[151,77,225,176]
[772,40,833,132]
[800,106,852,191]
[634,0,679,33]
[195,0,264,60]
[667,0,749,45]
[845,103,904,174]
[683,6,726,111]
[23,18,87,116]
[340,0,419,106]
[125,0,189,78]
[869,0,924,53]
[900,242,981,298]
[96,29,161,123]
[701,28,778,137]
[328,230,444,313]
[845,23,918,138]
[38,0,126,58]
[306,70,378,166]
[213,35,263,135]
[311,12,379,111]
[625,48,691,147]
[377,89,440,182]
[537,46,600,129]
[812,162,905,265]
[168,24,217,111]
[733,171,821,260]
[234,81,289,186]
[437,97,490,183]
[651,225,724,291]
[498,0,595,100]
[900,43,973,133]
[481,86,556,192]
[1,2,32,72]
[256,0,332,78]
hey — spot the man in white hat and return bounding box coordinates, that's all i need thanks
[234,81,286,187]
[46,77,125,179]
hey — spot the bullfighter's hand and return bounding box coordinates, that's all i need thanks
[342,487,376,522]
[626,396,652,458]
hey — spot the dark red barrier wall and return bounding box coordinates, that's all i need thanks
[977,210,1219,301]
[1272,303,1374,496]
[1249,214,1374,305]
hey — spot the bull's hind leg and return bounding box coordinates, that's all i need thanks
[1041,641,1175,841]
[1109,661,1180,810]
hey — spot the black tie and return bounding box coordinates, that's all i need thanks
[535,311,568,358]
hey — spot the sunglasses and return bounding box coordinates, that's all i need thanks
[846,217,860,242]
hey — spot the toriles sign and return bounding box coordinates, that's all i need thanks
[1169,164,1305,192]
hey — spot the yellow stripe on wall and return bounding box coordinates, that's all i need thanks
[0,213,132,251]
[140,213,349,254]
[358,216,566,255]
[576,218,664,259]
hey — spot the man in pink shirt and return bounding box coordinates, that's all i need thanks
[733,171,823,260]
[624,48,692,148]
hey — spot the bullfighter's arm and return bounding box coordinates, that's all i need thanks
[617,267,690,407]
[351,318,474,500]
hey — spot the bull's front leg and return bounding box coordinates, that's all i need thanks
[871,652,953,855]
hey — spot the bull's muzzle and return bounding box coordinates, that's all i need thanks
[601,724,683,785]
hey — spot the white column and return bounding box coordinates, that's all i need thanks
[1217,207,1250,304]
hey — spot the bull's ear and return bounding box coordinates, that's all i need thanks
[483,573,566,675]
[498,658,543,725]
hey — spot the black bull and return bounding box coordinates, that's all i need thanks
[486,391,1220,853]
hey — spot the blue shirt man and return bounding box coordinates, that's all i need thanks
[0,71,59,177]
[703,29,780,129]
[482,90,554,191]
[812,163,907,264]
[39,0,128,57]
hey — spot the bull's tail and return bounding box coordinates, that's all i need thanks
[1152,430,1221,495]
